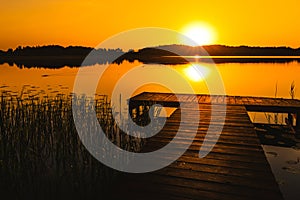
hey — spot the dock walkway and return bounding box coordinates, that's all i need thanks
[112,92,300,199]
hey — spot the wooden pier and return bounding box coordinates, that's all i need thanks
[111,92,300,200]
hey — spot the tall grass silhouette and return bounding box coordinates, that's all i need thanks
[0,91,143,199]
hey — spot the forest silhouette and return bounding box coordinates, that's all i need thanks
[1,44,300,68]
[0,45,124,68]
[115,44,300,64]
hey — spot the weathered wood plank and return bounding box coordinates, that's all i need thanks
[119,92,285,200]
[127,173,281,199]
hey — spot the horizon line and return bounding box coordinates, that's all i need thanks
[1,44,300,52]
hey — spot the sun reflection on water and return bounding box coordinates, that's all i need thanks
[183,63,210,82]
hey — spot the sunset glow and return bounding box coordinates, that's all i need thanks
[1,0,300,50]
[181,23,216,46]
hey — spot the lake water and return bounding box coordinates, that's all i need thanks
[1,58,300,199]
[1,60,300,98]
[264,145,300,200]
[1,59,299,127]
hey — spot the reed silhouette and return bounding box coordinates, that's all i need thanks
[0,92,144,199]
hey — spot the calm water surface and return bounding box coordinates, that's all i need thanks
[1,60,300,98]
[264,145,300,200]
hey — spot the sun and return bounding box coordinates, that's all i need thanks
[181,22,216,46]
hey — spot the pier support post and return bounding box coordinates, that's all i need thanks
[288,113,293,126]
[296,113,300,138]
[128,102,137,123]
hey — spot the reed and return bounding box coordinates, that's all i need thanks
[264,82,280,124]
[290,81,295,99]
[288,81,296,125]
[0,91,143,199]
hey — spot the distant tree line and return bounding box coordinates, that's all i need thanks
[0,45,124,68]
[1,44,300,67]
[114,44,300,64]
[154,44,300,56]
[0,45,123,57]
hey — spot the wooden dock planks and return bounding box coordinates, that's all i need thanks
[110,92,289,199]
[130,92,300,109]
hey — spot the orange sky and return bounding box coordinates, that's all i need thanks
[1,0,300,50]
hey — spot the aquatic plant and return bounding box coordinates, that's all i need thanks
[264,82,280,125]
[0,92,143,199]
[290,81,296,99]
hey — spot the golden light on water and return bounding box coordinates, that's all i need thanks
[184,64,210,82]
[181,22,216,46]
